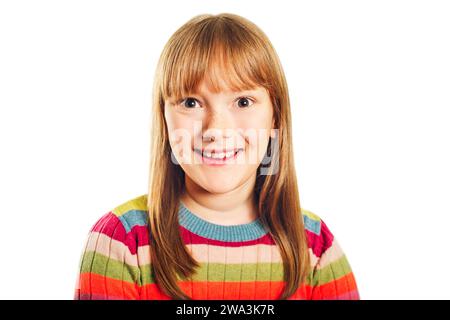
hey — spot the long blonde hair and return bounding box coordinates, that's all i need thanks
[147,13,310,299]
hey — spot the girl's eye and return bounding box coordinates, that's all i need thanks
[178,96,255,109]
[180,97,199,109]
[236,97,254,108]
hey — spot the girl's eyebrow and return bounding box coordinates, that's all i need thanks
[231,87,261,93]
[233,89,259,95]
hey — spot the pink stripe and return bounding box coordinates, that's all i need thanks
[329,289,360,300]
[90,212,139,254]
[78,293,124,300]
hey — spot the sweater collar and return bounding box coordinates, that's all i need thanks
[178,201,269,242]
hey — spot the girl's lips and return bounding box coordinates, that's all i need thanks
[193,148,243,166]
[193,148,243,155]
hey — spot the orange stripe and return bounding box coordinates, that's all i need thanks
[78,272,140,299]
[78,272,355,300]
[311,272,358,299]
[287,283,313,300]
[140,282,172,300]
[140,281,315,300]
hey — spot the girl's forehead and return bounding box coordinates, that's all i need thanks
[194,60,262,92]
[163,58,270,101]
[194,70,270,94]
[194,80,261,95]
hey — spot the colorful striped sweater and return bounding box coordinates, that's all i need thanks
[74,194,360,300]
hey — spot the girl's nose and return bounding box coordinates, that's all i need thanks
[203,110,235,140]
[202,127,233,143]
[202,116,238,150]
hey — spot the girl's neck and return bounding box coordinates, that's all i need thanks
[180,174,259,226]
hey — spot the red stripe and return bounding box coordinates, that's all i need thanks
[90,213,330,256]
[90,212,146,254]
[91,212,127,240]
[305,220,334,257]
[180,225,275,246]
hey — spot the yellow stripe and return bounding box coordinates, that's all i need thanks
[112,194,148,216]
[112,195,321,225]
[301,208,321,222]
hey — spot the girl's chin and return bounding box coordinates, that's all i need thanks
[199,167,254,190]
[201,182,241,194]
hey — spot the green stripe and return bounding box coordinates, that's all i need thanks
[81,251,141,284]
[81,251,287,285]
[82,250,351,286]
[311,255,353,286]
[181,262,285,282]
[81,251,285,284]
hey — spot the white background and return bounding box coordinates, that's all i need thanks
[0,0,449,299]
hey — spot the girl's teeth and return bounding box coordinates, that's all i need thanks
[225,151,234,158]
[202,150,237,159]
[212,152,225,159]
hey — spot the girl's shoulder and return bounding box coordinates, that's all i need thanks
[108,193,149,232]
[88,195,336,259]
[301,208,335,259]
[86,194,150,255]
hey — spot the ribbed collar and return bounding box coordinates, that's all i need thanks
[178,201,269,242]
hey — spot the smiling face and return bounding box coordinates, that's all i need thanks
[164,78,277,194]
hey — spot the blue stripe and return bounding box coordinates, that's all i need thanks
[178,202,269,242]
[117,210,148,233]
[303,214,321,235]
[117,201,322,238]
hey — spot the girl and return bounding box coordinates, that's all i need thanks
[74,13,360,300]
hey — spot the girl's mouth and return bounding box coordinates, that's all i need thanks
[193,148,243,166]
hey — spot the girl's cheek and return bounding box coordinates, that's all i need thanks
[172,116,195,131]
[238,115,261,132]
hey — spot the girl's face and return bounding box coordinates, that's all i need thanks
[164,79,276,194]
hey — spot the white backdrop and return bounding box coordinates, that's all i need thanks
[0,0,449,299]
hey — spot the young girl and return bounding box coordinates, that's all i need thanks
[74,13,360,300]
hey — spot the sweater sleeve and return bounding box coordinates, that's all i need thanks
[74,211,141,300]
[309,218,360,300]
